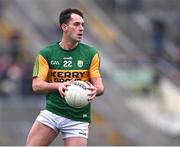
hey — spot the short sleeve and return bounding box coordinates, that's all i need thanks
[89,53,101,78]
[32,54,49,81]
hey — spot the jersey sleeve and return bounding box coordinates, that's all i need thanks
[89,53,101,78]
[32,54,49,81]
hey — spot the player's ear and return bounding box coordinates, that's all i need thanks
[61,23,68,31]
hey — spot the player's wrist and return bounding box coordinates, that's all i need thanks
[56,83,61,90]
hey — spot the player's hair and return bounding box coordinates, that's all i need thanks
[59,8,83,28]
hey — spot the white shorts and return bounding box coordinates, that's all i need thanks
[36,110,89,139]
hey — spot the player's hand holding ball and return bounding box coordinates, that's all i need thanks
[86,81,97,101]
[57,80,74,98]
[64,80,92,108]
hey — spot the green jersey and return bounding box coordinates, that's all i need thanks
[32,42,101,122]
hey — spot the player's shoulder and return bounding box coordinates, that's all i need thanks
[79,42,98,54]
[39,42,59,56]
[40,42,58,52]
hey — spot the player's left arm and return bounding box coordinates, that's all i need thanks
[87,52,104,100]
[89,77,104,96]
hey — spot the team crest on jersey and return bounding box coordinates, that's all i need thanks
[77,60,83,68]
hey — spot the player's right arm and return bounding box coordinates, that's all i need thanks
[32,77,59,93]
[32,77,72,97]
[32,54,71,97]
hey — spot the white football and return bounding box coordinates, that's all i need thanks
[65,81,90,108]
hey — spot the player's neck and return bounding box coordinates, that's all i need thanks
[59,40,78,50]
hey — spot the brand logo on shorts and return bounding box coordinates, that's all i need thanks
[78,131,87,136]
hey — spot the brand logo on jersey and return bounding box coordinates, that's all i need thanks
[77,60,83,68]
[48,70,89,83]
[51,60,60,65]
[63,56,73,60]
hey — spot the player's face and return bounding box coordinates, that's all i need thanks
[66,13,84,42]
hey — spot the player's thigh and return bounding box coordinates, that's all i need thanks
[64,137,87,146]
[26,121,58,146]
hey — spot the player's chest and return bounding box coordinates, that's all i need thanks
[49,52,91,70]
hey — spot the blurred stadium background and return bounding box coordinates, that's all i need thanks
[0,0,180,146]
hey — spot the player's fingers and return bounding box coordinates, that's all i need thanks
[58,83,66,97]
[86,82,97,91]
[88,94,96,101]
[87,88,96,101]
[87,90,96,96]
[87,87,95,91]
[59,89,65,98]
[64,79,74,87]
[86,81,93,87]
[69,79,75,84]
